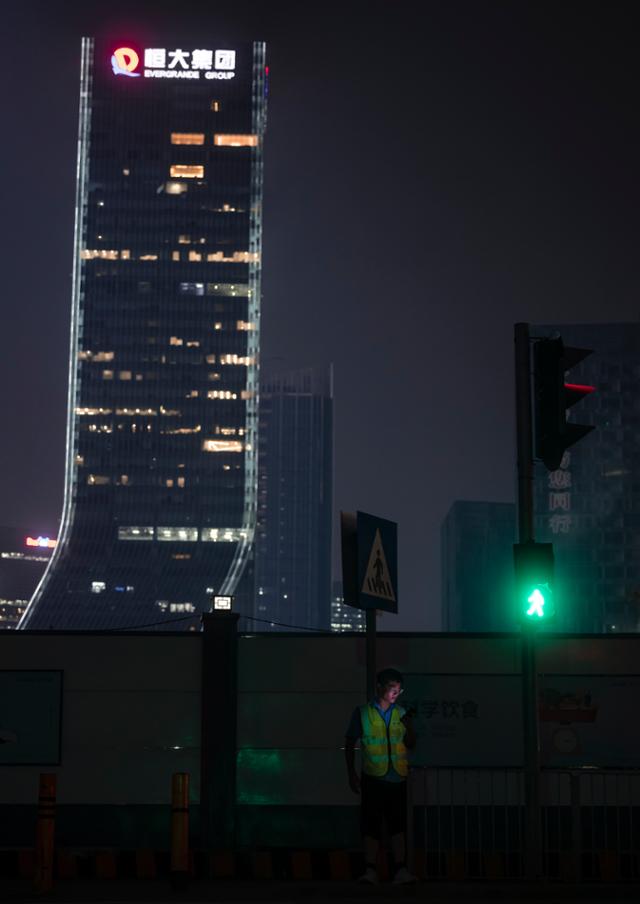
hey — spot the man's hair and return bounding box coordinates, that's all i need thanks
[376,667,404,687]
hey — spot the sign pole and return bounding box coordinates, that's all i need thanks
[366,609,376,700]
[515,322,541,881]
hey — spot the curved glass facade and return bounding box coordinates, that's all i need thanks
[20,38,267,630]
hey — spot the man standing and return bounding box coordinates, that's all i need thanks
[345,667,417,884]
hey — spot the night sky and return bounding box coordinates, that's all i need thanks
[2,1,639,630]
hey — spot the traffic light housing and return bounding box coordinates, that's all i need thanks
[533,337,595,471]
[514,541,555,624]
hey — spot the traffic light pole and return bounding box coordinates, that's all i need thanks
[514,322,542,881]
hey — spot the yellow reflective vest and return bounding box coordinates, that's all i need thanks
[359,703,408,778]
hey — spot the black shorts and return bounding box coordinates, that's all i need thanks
[360,772,407,840]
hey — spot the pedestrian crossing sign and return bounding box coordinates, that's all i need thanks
[357,511,398,613]
[362,529,396,603]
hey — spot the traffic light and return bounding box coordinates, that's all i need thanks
[533,337,595,471]
[514,541,555,624]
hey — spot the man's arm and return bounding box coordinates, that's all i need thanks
[402,713,417,750]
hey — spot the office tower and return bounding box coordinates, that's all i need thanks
[20,39,267,630]
[441,501,516,631]
[330,580,365,632]
[252,366,333,632]
[0,528,56,628]
[533,323,640,633]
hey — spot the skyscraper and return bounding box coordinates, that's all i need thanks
[20,39,267,630]
[252,366,333,632]
[533,323,640,633]
[441,501,516,632]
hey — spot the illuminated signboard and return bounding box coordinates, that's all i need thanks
[25,537,57,549]
[111,46,236,80]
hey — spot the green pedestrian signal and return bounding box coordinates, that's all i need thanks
[514,542,555,625]
[525,584,552,619]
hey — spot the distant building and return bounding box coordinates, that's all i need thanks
[330,581,364,632]
[533,323,640,633]
[20,38,268,630]
[441,501,516,631]
[0,529,56,629]
[252,366,333,632]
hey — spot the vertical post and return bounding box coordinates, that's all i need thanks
[515,322,541,881]
[570,772,581,882]
[515,322,534,545]
[34,773,56,894]
[170,772,190,889]
[201,612,240,850]
[366,609,376,700]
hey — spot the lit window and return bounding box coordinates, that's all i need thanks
[202,439,243,453]
[219,354,254,366]
[177,476,186,488]
[87,474,110,485]
[237,320,255,331]
[170,165,204,179]
[102,370,114,380]
[161,425,201,435]
[241,390,254,400]
[139,254,158,261]
[186,340,200,348]
[210,100,220,112]
[91,581,106,593]
[118,475,129,485]
[170,336,183,346]
[172,251,180,261]
[206,283,250,297]
[166,479,174,488]
[208,372,221,381]
[205,251,259,263]
[165,181,188,195]
[169,603,196,613]
[119,371,132,381]
[206,390,237,400]
[121,250,131,260]
[157,527,198,542]
[214,134,258,147]
[118,526,154,541]
[179,282,204,296]
[94,351,114,362]
[214,323,222,331]
[178,235,191,244]
[171,133,205,145]
[188,250,202,262]
[206,354,216,363]
[201,528,248,542]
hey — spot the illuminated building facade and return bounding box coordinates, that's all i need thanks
[20,38,267,630]
[533,323,639,633]
[330,581,364,633]
[0,528,56,628]
[252,367,333,631]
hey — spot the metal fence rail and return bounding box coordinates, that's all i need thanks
[409,767,640,881]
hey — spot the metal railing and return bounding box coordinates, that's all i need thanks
[408,767,640,881]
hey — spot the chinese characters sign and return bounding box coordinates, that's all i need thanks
[403,674,523,766]
[548,451,572,534]
[111,46,236,81]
